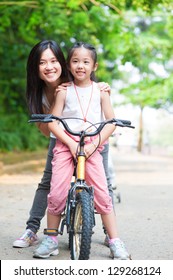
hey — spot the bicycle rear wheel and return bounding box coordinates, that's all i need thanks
[70,190,93,260]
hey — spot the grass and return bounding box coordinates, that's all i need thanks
[0,149,47,165]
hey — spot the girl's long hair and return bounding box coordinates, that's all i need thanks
[26,40,69,114]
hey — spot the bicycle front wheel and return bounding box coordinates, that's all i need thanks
[70,190,93,260]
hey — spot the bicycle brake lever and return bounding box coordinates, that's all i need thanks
[28,119,40,123]
[42,118,54,123]
[115,120,125,127]
[126,125,135,129]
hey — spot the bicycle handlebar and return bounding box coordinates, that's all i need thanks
[29,114,135,137]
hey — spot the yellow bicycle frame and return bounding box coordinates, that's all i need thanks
[77,155,86,180]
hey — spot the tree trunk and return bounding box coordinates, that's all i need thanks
[137,107,143,152]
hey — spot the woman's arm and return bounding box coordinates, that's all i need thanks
[36,103,55,137]
[36,88,60,137]
[36,123,50,137]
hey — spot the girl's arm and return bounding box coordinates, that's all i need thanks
[84,91,115,158]
[94,91,115,146]
[48,91,78,158]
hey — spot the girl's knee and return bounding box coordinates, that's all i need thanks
[96,205,113,215]
[48,197,66,215]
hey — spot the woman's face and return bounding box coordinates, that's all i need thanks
[39,48,62,86]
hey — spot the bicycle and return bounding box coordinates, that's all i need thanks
[29,114,134,260]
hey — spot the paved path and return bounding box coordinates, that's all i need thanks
[0,148,173,260]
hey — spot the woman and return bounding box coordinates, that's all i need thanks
[13,40,114,248]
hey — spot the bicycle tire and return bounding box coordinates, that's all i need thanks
[70,190,93,260]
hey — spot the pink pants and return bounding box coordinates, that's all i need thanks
[48,139,113,215]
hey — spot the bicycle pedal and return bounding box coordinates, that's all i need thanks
[44,228,58,236]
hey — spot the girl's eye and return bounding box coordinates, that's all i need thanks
[52,59,58,63]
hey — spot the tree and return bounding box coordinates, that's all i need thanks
[1,0,173,150]
[116,8,173,151]
[1,0,172,114]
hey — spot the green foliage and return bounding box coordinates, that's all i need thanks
[120,76,167,109]
[0,114,49,151]
[117,8,173,112]
[128,0,171,12]
[0,0,173,151]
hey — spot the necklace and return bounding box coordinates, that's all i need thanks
[74,82,93,122]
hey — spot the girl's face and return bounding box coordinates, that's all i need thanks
[39,48,62,86]
[69,47,97,85]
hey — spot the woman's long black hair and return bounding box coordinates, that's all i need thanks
[26,40,69,114]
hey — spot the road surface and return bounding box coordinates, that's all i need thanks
[0,147,172,260]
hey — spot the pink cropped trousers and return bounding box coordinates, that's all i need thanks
[48,139,113,216]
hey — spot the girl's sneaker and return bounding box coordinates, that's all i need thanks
[104,234,110,247]
[109,238,130,260]
[13,229,39,248]
[33,236,59,258]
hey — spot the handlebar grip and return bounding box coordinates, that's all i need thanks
[31,114,52,119]
[117,119,131,125]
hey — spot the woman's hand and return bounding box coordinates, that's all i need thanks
[98,82,111,95]
[55,82,72,95]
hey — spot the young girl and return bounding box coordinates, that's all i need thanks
[13,40,113,248]
[33,42,130,260]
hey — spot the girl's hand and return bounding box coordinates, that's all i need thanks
[98,82,111,95]
[55,82,72,95]
[84,142,97,158]
[68,141,79,159]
